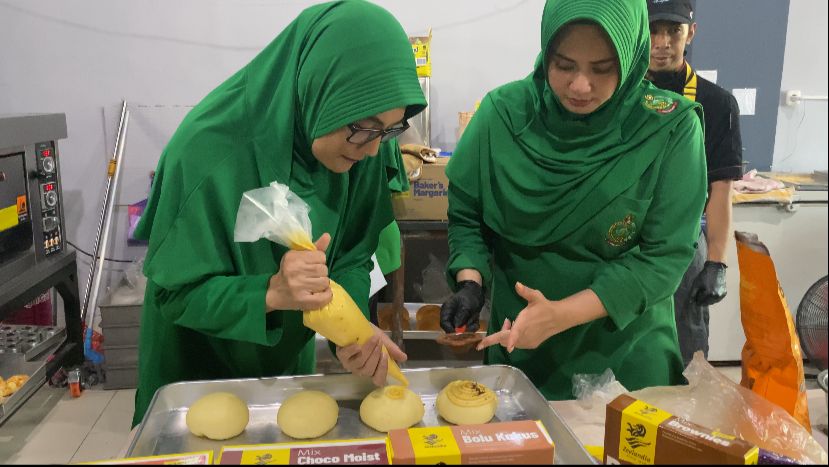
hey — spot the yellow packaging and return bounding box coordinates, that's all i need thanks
[217,438,390,465]
[78,451,213,465]
[617,399,673,464]
[409,29,432,77]
[0,204,19,232]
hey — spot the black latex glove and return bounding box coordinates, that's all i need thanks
[690,261,727,306]
[440,280,485,333]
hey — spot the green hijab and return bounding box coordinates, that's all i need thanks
[130,2,426,429]
[136,0,426,314]
[447,0,700,246]
[244,0,425,190]
[136,0,425,293]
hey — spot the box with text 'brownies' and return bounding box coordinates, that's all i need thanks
[604,394,759,465]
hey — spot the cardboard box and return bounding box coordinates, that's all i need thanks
[217,438,389,465]
[604,394,759,465]
[392,156,449,221]
[388,420,554,464]
[79,451,213,465]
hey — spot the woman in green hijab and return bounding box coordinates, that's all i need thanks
[440,0,707,399]
[131,0,425,426]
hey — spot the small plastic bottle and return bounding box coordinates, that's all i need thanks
[68,368,82,398]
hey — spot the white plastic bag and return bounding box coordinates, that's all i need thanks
[123,258,147,291]
[569,354,828,464]
[632,353,827,464]
[108,258,147,306]
[413,253,453,303]
[234,181,314,250]
[565,369,627,451]
[572,368,627,409]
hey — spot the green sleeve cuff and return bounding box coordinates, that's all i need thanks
[590,267,647,331]
[446,253,492,291]
[242,274,286,346]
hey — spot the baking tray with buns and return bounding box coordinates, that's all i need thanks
[127,365,595,464]
[377,302,488,340]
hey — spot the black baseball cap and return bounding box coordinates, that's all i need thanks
[647,0,696,24]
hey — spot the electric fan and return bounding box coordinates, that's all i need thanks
[796,275,828,371]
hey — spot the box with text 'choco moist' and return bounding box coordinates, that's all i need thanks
[217,438,389,465]
[388,420,554,464]
[604,394,759,465]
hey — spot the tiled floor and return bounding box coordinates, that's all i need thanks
[0,386,136,464]
[0,367,826,464]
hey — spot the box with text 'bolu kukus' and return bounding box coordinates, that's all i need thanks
[604,394,759,465]
[391,156,449,221]
[387,420,555,464]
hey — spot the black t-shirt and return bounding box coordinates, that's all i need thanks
[649,64,744,185]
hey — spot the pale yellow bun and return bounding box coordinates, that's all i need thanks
[360,385,424,432]
[277,390,339,439]
[436,380,498,425]
[186,392,249,440]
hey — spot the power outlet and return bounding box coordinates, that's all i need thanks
[784,90,802,106]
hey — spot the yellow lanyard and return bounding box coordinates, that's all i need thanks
[682,62,697,102]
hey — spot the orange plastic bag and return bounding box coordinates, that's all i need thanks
[735,231,811,431]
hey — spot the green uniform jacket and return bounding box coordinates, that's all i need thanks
[448,87,706,400]
[446,0,707,400]
[130,0,425,426]
[132,148,392,426]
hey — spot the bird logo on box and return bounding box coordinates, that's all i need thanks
[625,423,652,450]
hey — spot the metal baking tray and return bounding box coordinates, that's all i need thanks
[0,326,66,425]
[0,325,65,360]
[378,302,488,340]
[128,365,595,464]
[381,329,485,340]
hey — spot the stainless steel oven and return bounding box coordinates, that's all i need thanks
[0,114,68,280]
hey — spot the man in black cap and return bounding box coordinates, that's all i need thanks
[647,0,744,366]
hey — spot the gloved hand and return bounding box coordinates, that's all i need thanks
[440,280,485,333]
[690,261,727,306]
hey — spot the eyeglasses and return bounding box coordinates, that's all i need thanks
[346,120,410,145]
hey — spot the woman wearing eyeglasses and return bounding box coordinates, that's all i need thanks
[131,0,424,426]
[440,0,707,399]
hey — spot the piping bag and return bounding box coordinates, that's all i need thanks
[234,181,408,386]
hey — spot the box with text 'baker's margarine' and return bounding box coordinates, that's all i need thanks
[391,156,449,221]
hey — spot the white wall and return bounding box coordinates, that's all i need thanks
[3,0,824,298]
[772,0,829,173]
[0,0,543,291]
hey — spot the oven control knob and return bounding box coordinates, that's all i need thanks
[42,156,56,173]
[44,191,58,208]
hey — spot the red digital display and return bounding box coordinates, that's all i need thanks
[44,183,55,191]
[42,149,52,157]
